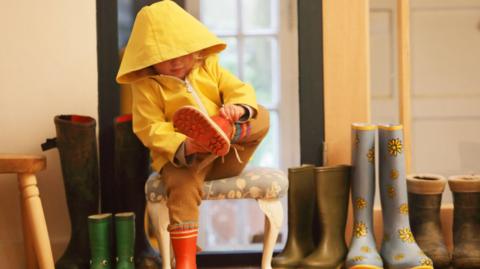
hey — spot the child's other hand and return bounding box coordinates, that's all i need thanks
[219,104,245,122]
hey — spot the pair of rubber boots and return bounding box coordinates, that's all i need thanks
[88,212,135,269]
[42,115,159,269]
[346,124,433,269]
[407,174,480,269]
[271,164,351,269]
[172,105,249,156]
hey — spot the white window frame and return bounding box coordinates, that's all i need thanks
[186,0,300,170]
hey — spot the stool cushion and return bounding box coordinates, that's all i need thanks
[145,167,288,203]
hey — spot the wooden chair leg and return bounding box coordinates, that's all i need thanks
[147,200,172,269]
[257,199,283,269]
[21,198,39,269]
[18,173,54,269]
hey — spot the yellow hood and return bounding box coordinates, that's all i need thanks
[116,0,226,84]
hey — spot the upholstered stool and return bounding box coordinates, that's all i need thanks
[0,154,54,269]
[145,167,288,269]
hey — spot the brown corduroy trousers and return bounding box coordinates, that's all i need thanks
[161,106,270,230]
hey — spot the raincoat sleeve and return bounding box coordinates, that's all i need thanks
[131,79,187,164]
[205,55,258,114]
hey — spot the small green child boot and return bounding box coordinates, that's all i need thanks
[88,213,113,269]
[115,212,136,269]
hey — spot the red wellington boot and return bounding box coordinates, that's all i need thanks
[170,228,198,269]
[173,106,233,156]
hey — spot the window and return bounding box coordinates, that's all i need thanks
[186,0,299,252]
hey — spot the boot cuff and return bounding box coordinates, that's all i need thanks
[351,123,377,130]
[448,174,480,192]
[407,174,446,194]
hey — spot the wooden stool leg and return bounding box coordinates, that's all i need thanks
[18,173,55,269]
[258,199,284,269]
[147,200,172,269]
[21,198,39,269]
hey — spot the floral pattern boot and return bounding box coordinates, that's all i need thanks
[378,124,433,269]
[346,123,383,269]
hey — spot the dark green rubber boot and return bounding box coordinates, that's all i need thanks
[88,214,113,269]
[407,174,451,269]
[114,115,161,269]
[272,165,316,268]
[115,212,135,269]
[43,115,99,269]
[300,165,350,269]
[449,175,480,269]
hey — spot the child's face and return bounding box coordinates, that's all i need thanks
[153,53,196,79]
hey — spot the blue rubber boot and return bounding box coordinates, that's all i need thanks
[346,123,383,269]
[378,124,433,269]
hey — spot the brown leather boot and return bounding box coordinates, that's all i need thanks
[407,174,451,269]
[300,165,350,269]
[448,175,480,269]
[170,228,198,269]
[272,165,316,268]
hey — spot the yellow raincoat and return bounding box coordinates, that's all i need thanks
[116,0,258,172]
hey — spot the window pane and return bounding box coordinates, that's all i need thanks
[198,111,282,251]
[219,37,239,77]
[200,0,237,33]
[244,37,277,106]
[248,110,279,168]
[242,0,275,31]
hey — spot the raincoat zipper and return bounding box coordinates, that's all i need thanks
[160,75,209,115]
[185,79,209,115]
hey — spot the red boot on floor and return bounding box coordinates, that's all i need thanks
[170,228,198,269]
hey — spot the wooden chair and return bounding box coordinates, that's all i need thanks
[0,154,54,269]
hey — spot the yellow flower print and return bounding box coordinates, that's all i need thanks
[420,257,433,266]
[399,203,409,215]
[398,228,415,243]
[387,185,396,198]
[367,147,375,163]
[388,138,403,156]
[352,256,366,262]
[360,246,371,253]
[394,253,405,261]
[355,198,367,209]
[354,221,368,238]
[390,169,399,180]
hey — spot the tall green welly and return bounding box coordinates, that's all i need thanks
[113,115,161,269]
[47,115,100,269]
[271,165,316,268]
[300,165,350,269]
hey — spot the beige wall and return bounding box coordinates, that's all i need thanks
[0,1,97,267]
[323,0,371,165]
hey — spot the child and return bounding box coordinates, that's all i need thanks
[116,1,269,268]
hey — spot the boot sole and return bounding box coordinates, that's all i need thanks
[173,106,230,156]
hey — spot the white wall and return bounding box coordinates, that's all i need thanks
[0,1,98,267]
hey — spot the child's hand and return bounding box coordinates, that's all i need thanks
[219,104,245,122]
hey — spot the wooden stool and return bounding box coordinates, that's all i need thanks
[0,154,54,269]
